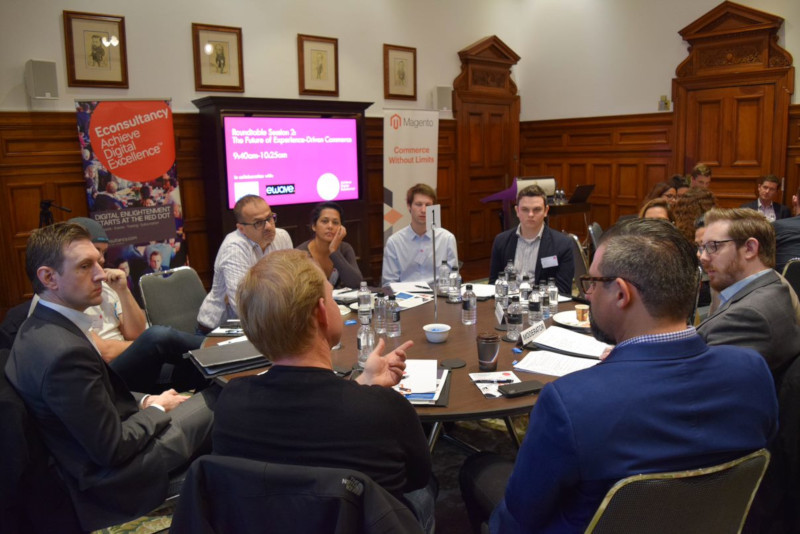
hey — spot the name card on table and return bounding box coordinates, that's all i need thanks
[520,321,546,347]
[495,302,505,325]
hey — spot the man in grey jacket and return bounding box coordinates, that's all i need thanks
[697,208,800,386]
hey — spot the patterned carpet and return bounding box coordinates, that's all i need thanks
[96,417,528,534]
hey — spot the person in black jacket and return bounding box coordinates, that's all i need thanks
[213,249,435,533]
[489,185,574,294]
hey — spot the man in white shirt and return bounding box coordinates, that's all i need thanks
[197,195,292,330]
[740,175,791,221]
[381,183,458,287]
[60,218,206,394]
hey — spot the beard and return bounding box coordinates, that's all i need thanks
[590,312,616,345]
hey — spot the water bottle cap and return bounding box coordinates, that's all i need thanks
[466,284,472,289]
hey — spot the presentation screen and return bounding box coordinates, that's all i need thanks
[222,116,359,208]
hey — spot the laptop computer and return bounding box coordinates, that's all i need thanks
[568,184,595,204]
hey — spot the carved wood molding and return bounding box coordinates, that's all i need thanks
[453,35,520,99]
[676,1,792,78]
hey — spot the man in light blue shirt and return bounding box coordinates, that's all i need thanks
[697,207,800,385]
[381,183,458,287]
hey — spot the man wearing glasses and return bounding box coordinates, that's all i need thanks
[697,207,800,386]
[488,185,573,294]
[198,195,292,331]
[461,219,776,533]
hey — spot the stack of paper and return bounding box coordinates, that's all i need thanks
[526,325,610,359]
[513,350,598,377]
[393,359,449,405]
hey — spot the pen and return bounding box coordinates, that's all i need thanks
[415,284,432,290]
[473,379,514,384]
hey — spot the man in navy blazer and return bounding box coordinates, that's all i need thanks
[741,175,792,221]
[461,219,777,534]
[489,185,574,294]
[5,223,217,531]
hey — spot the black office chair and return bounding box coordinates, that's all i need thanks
[0,349,84,534]
[782,259,800,298]
[171,455,423,534]
[585,449,770,534]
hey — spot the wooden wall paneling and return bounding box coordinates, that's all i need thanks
[519,113,673,234]
[785,106,800,206]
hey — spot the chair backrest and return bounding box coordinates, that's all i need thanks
[566,233,589,297]
[585,448,770,534]
[139,266,206,334]
[588,222,603,257]
[0,348,83,534]
[170,455,423,534]
[782,259,800,297]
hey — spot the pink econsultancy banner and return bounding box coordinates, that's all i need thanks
[223,116,359,208]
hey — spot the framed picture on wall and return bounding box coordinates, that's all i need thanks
[297,34,339,96]
[63,11,128,88]
[383,44,416,100]
[192,23,244,92]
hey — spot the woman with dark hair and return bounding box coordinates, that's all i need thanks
[639,198,674,222]
[296,201,362,288]
[643,182,678,207]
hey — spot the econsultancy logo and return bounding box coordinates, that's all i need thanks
[390,113,402,130]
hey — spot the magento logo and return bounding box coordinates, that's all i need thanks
[390,114,402,130]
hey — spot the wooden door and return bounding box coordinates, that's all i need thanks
[452,35,520,264]
[684,85,776,204]
[458,103,513,261]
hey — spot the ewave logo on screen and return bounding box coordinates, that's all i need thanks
[265,184,295,196]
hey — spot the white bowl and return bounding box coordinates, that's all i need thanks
[423,323,451,343]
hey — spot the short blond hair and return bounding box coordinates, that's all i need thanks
[236,250,325,360]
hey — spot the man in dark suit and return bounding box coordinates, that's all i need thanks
[489,185,574,294]
[5,223,218,531]
[741,174,792,221]
[461,219,777,533]
[774,187,800,274]
[698,208,800,386]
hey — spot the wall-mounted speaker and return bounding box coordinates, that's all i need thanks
[433,86,452,111]
[24,60,59,99]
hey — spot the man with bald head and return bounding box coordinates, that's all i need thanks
[197,194,292,331]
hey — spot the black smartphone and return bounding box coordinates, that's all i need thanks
[498,380,544,398]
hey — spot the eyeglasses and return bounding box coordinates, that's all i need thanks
[696,239,736,255]
[239,213,277,230]
[579,275,642,294]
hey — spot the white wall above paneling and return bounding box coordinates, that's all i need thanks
[0,0,796,120]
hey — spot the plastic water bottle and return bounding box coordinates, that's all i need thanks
[437,260,450,297]
[386,295,401,337]
[540,285,550,319]
[519,275,531,301]
[373,292,387,334]
[504,261,518,293]
[495,273,509,311]
[357,281,372,323]
[519,276,531,322]
[462,284,477,325]
[507,296,523,341]
[528,290,543,325]
[448,266,462,303]
[548,278,559,316]
[356,318,374,369]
